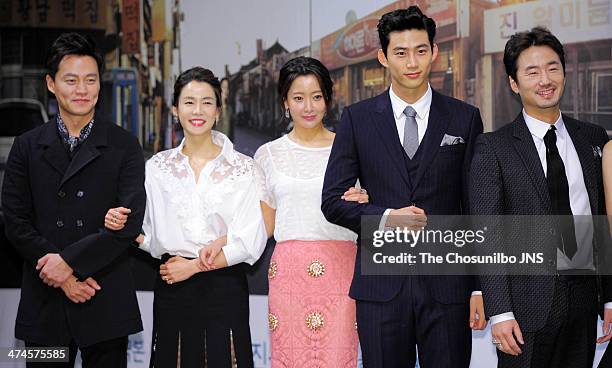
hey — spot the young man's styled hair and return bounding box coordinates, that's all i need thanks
[503,26,566,83]
[377,6,436,56]
[46,33,104,79]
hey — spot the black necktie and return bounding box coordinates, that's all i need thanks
[544,126,577,259]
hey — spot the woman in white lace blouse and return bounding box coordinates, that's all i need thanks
[105,67,267,367]
[255,57,367,367]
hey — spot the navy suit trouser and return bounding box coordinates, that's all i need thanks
[356,276,471,368]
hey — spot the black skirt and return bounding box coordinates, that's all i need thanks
[150,256,253,368]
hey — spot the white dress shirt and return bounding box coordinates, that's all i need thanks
[254,135,357,242]
[490,110,611,326]
[139,131,268,267]
[389,83,432,145]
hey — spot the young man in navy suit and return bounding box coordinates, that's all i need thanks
[321,6,485,368]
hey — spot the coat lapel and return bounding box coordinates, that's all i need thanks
[564,116,599,214]
[371,90,411,187]
[39,117,70,176]
[411,90,450,191]
[511,114,551,210]
[60,118,108,187]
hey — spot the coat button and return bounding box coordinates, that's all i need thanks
[548,259,555,266]
[58,191,66,198]
[76,191,84,198]
[549,228,555,235]
[56,220,64,228]
[76,220,83,227]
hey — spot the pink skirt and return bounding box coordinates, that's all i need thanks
[268,239,358,368]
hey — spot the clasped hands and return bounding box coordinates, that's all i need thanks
[386,205,428,230]
[105,207,229,286]
[36,253,101,304]
[159,235,228,285]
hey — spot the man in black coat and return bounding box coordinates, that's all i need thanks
[470,27,612,367]
[2,33,145,367]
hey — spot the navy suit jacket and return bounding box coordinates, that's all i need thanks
[321,89,483,303]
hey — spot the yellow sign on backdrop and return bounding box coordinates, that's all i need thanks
[152,0,166,42]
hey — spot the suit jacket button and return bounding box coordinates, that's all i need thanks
[76,220,83,227]
[548,259,555,266]
[76,191,84,198]
[549,228,555,235]
[56,220,64,228]
[58,191,66,198]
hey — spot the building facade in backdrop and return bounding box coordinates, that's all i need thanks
[227,0,611,138]
[483,0,612,130]
[0,0,183,152]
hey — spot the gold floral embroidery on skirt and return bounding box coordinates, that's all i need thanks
[305,311,325,331]
[268,261,278,280]
[307,260,325,278]
[268,313,279,331]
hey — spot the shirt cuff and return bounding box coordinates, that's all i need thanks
[490,312,515,325]
[378,209,393,231]
[605,302,612,310]
[138,235,151,254]
[471,291,482,296]
[221,242,244,267]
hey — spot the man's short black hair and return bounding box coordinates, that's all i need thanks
[46,32,104,79]
[377,6,436,57]
[503,27,566,83]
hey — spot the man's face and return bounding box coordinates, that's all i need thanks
[46,55,100,120]
[509,45,565,115]
[378,29,437,98]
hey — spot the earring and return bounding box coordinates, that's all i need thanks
[172,115,179,124]
[285,109,290,119]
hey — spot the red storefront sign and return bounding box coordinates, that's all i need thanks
[337,18,380,60]
[319,0,457,71]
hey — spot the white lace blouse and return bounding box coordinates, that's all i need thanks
[254,135,357,243]
[139,132,267,266]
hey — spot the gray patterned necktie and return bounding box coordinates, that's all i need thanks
[403,106,419,159]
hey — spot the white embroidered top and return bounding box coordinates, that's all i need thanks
[254,135,357,243]
[140,131,267,266]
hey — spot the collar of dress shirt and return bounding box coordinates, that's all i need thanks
[389,83,432,121]
[172,130,237,163]
[522,109,566,141]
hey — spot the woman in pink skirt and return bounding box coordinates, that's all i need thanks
[255,57,368,368]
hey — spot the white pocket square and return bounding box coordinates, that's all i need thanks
[440,134,465,146]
